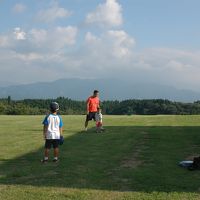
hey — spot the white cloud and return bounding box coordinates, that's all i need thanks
[15,52,43,62]
[36,1,72,23]
[129,48,200,90]
[106,30,135,57]
[0,26,77,53]
[0,15,200,92]
[29,29,47,45]
[138,48,200,71]
[85,0,123,27]
[29,26,78,51]
[55,26,77,45]
[85,32,101,44]
[13,3,26,13]
[165,60,184,71]
[0,36,9,47]
[84,30,135,60]
[0,25,78,68]
[13,27,26,40]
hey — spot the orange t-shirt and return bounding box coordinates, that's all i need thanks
[87,96,100,112]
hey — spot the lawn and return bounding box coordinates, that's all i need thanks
[0,115,200,200]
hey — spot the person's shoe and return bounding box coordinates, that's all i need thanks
[100,128,105,132]
[53,158,59,163]
[41,158,48,163]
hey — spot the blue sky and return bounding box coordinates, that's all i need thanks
[122,0,200,49]
[0,0,200,91]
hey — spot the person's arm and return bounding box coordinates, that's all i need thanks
[59,117,63,136]
[43,125,48,140]
[42,115,49,140]
[86,98,90,114]
[98,99,100,109]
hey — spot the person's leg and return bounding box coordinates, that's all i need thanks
[85,120,89,130]
[96,122,99,133]
[53,148,59,158]
[100,122,104,132]
[53,140,59,162]
[44,148,50,158]
[53,148,59,162]
[96,121,101,133]
[41,148,50,163]
[85,113,91,131]
[41,140,51,162]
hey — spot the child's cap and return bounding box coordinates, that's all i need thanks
[50,102,59,112]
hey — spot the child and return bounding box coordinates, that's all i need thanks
[95,108,104,133]
[41,102,63,163]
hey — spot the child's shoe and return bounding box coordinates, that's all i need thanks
[101,127,105,132]
[41,158,48,163]
[53,158,59,163]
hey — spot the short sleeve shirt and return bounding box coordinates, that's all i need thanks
[43,114,63,139]
[87,96,100,112]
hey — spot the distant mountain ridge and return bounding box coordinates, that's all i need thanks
[0,78,200,102]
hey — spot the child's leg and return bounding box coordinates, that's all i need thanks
[52,140,59,162]
[96,127,100,132]
[54,147,59,158]
[53,148,59,162]
[100,123,104,131]
[96,121,100,132]
[42,140,51,161]
[44,148,50,158]
[41,148,50,163]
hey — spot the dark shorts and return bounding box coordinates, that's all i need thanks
[86,112,97,121]
[45,139,59,149]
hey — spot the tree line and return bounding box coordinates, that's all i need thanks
[1,96,200,115]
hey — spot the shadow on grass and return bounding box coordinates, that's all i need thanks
[1,126,200,192]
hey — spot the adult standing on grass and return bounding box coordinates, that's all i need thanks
[84,90,100,131]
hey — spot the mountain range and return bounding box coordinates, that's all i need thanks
[0,78,200,102]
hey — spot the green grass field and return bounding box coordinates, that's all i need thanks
[1,115,200,200]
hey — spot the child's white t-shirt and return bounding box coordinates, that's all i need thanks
[42,114,63,139]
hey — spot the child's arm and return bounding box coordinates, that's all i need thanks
[43,125,48,140]
[59,116,63,136]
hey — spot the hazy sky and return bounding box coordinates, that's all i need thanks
[0,0,200,91]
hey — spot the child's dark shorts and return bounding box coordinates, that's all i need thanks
[86,112,96,121]
[45,139,59,149]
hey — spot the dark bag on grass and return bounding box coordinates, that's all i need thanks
[188,156,200,170]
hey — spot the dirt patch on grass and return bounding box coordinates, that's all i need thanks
[121,156,143,169]
[121,131,149,169]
